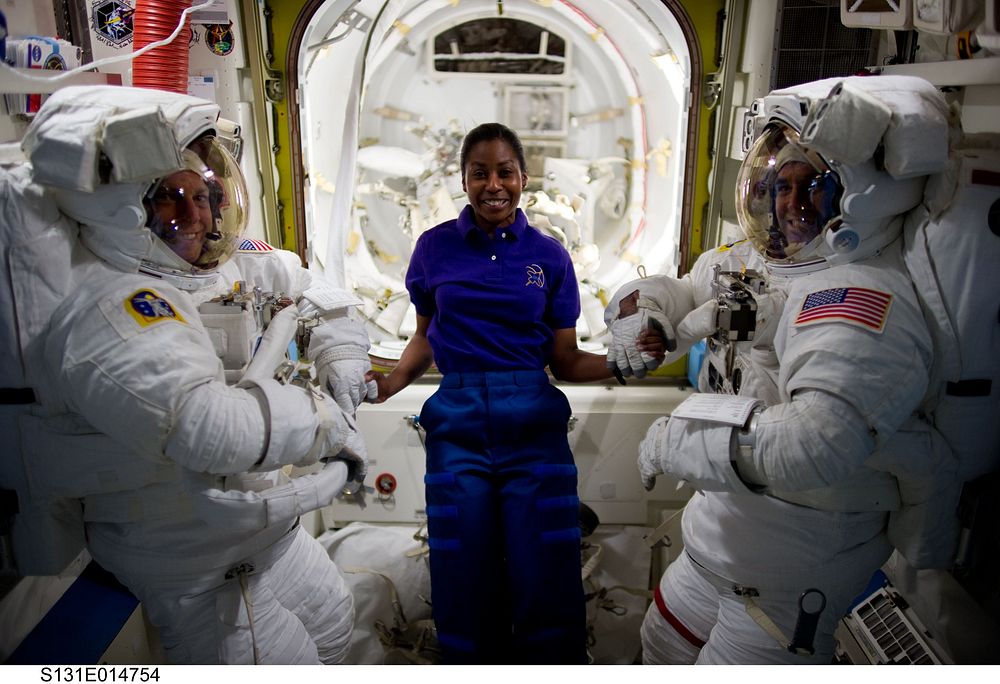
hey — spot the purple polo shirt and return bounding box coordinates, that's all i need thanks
[406,205,581,374]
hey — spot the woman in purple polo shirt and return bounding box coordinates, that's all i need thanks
[366,123,662,664]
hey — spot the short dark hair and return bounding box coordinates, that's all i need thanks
[460,122,527,177]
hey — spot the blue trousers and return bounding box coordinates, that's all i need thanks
[420,370,587,664]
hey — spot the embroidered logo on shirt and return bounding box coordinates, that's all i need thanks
[238,238,275,252]
[124,289,186,328]
[525,263,545,288]
[793,287,892,333]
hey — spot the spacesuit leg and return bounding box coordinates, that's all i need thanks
[264,525,355,664]
[211,524,355,665]
[215,569,321,665]
[126,574,223,664]
[213,524,354,664]
[641,547,860,664]
[89,521,347,664]
[696,583,841,665]
[497,379,587,664]
[420,382,508,663]
[674,546,882,665]
[92,557,255,664]
[640,551,715,664]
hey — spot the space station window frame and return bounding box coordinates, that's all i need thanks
[503,84,570,139]
[425,16,574,84]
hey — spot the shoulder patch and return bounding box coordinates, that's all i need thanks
[100,288,188,341]
[238,238,275,252]
[793,287,892,333]
[125,289,187,328]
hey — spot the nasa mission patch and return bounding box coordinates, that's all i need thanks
[125,289,187,327]
[100,288,188,340]
[91,0,134,49]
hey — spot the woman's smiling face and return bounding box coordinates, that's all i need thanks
[462,138,528,233]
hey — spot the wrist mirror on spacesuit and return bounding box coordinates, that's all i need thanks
[736,122,843,264]
[143,135,249,271]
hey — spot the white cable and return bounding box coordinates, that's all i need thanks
[238,571,261,665]
[0,0,216,83]
[581,543,602,581]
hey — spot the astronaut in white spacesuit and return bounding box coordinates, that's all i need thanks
[606,75,956,664]
[16,85,374,664]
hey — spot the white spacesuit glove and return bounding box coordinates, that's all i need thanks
[316,347,377,414]
[606,309,670,378]
[333,412,368,496]
[604,277,680,378]
[313,317,378,414]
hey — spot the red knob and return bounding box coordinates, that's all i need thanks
[375,472,397,495]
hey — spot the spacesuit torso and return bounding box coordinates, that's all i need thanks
[681,236,932,590]
[629,73,959,666]
[6,84,367,665]
[31,243,331,569]
[686,239,786,408]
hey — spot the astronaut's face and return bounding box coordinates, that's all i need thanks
[462,138,527,233]
[773,160,824,246]
[149,169,215,265]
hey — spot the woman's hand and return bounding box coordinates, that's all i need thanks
[363,369,389,404]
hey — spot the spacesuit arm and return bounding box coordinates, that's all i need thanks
[54,278,361,477]
[641,388,874,494]
[730,388,876,490]
[297,280,377,412]
[167,375,361,475]
[605,274,696,328]
[233,250,377,411]
[720,254,932,497]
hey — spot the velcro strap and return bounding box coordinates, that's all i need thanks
[739,593,791,650]
[314,345,370,367]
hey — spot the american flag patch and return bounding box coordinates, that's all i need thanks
[238,238,274,252]
[794,287,892,333]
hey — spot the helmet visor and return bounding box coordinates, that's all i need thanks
[145,137,248,270]
[736,123,842,263]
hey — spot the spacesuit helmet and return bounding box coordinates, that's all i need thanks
[142,135,248,275]
[735,75,951,275]
[21,85,248,286]
[736,122,843,264]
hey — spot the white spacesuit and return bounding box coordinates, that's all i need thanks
[607,75,959,664]
[10,86,375,664]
